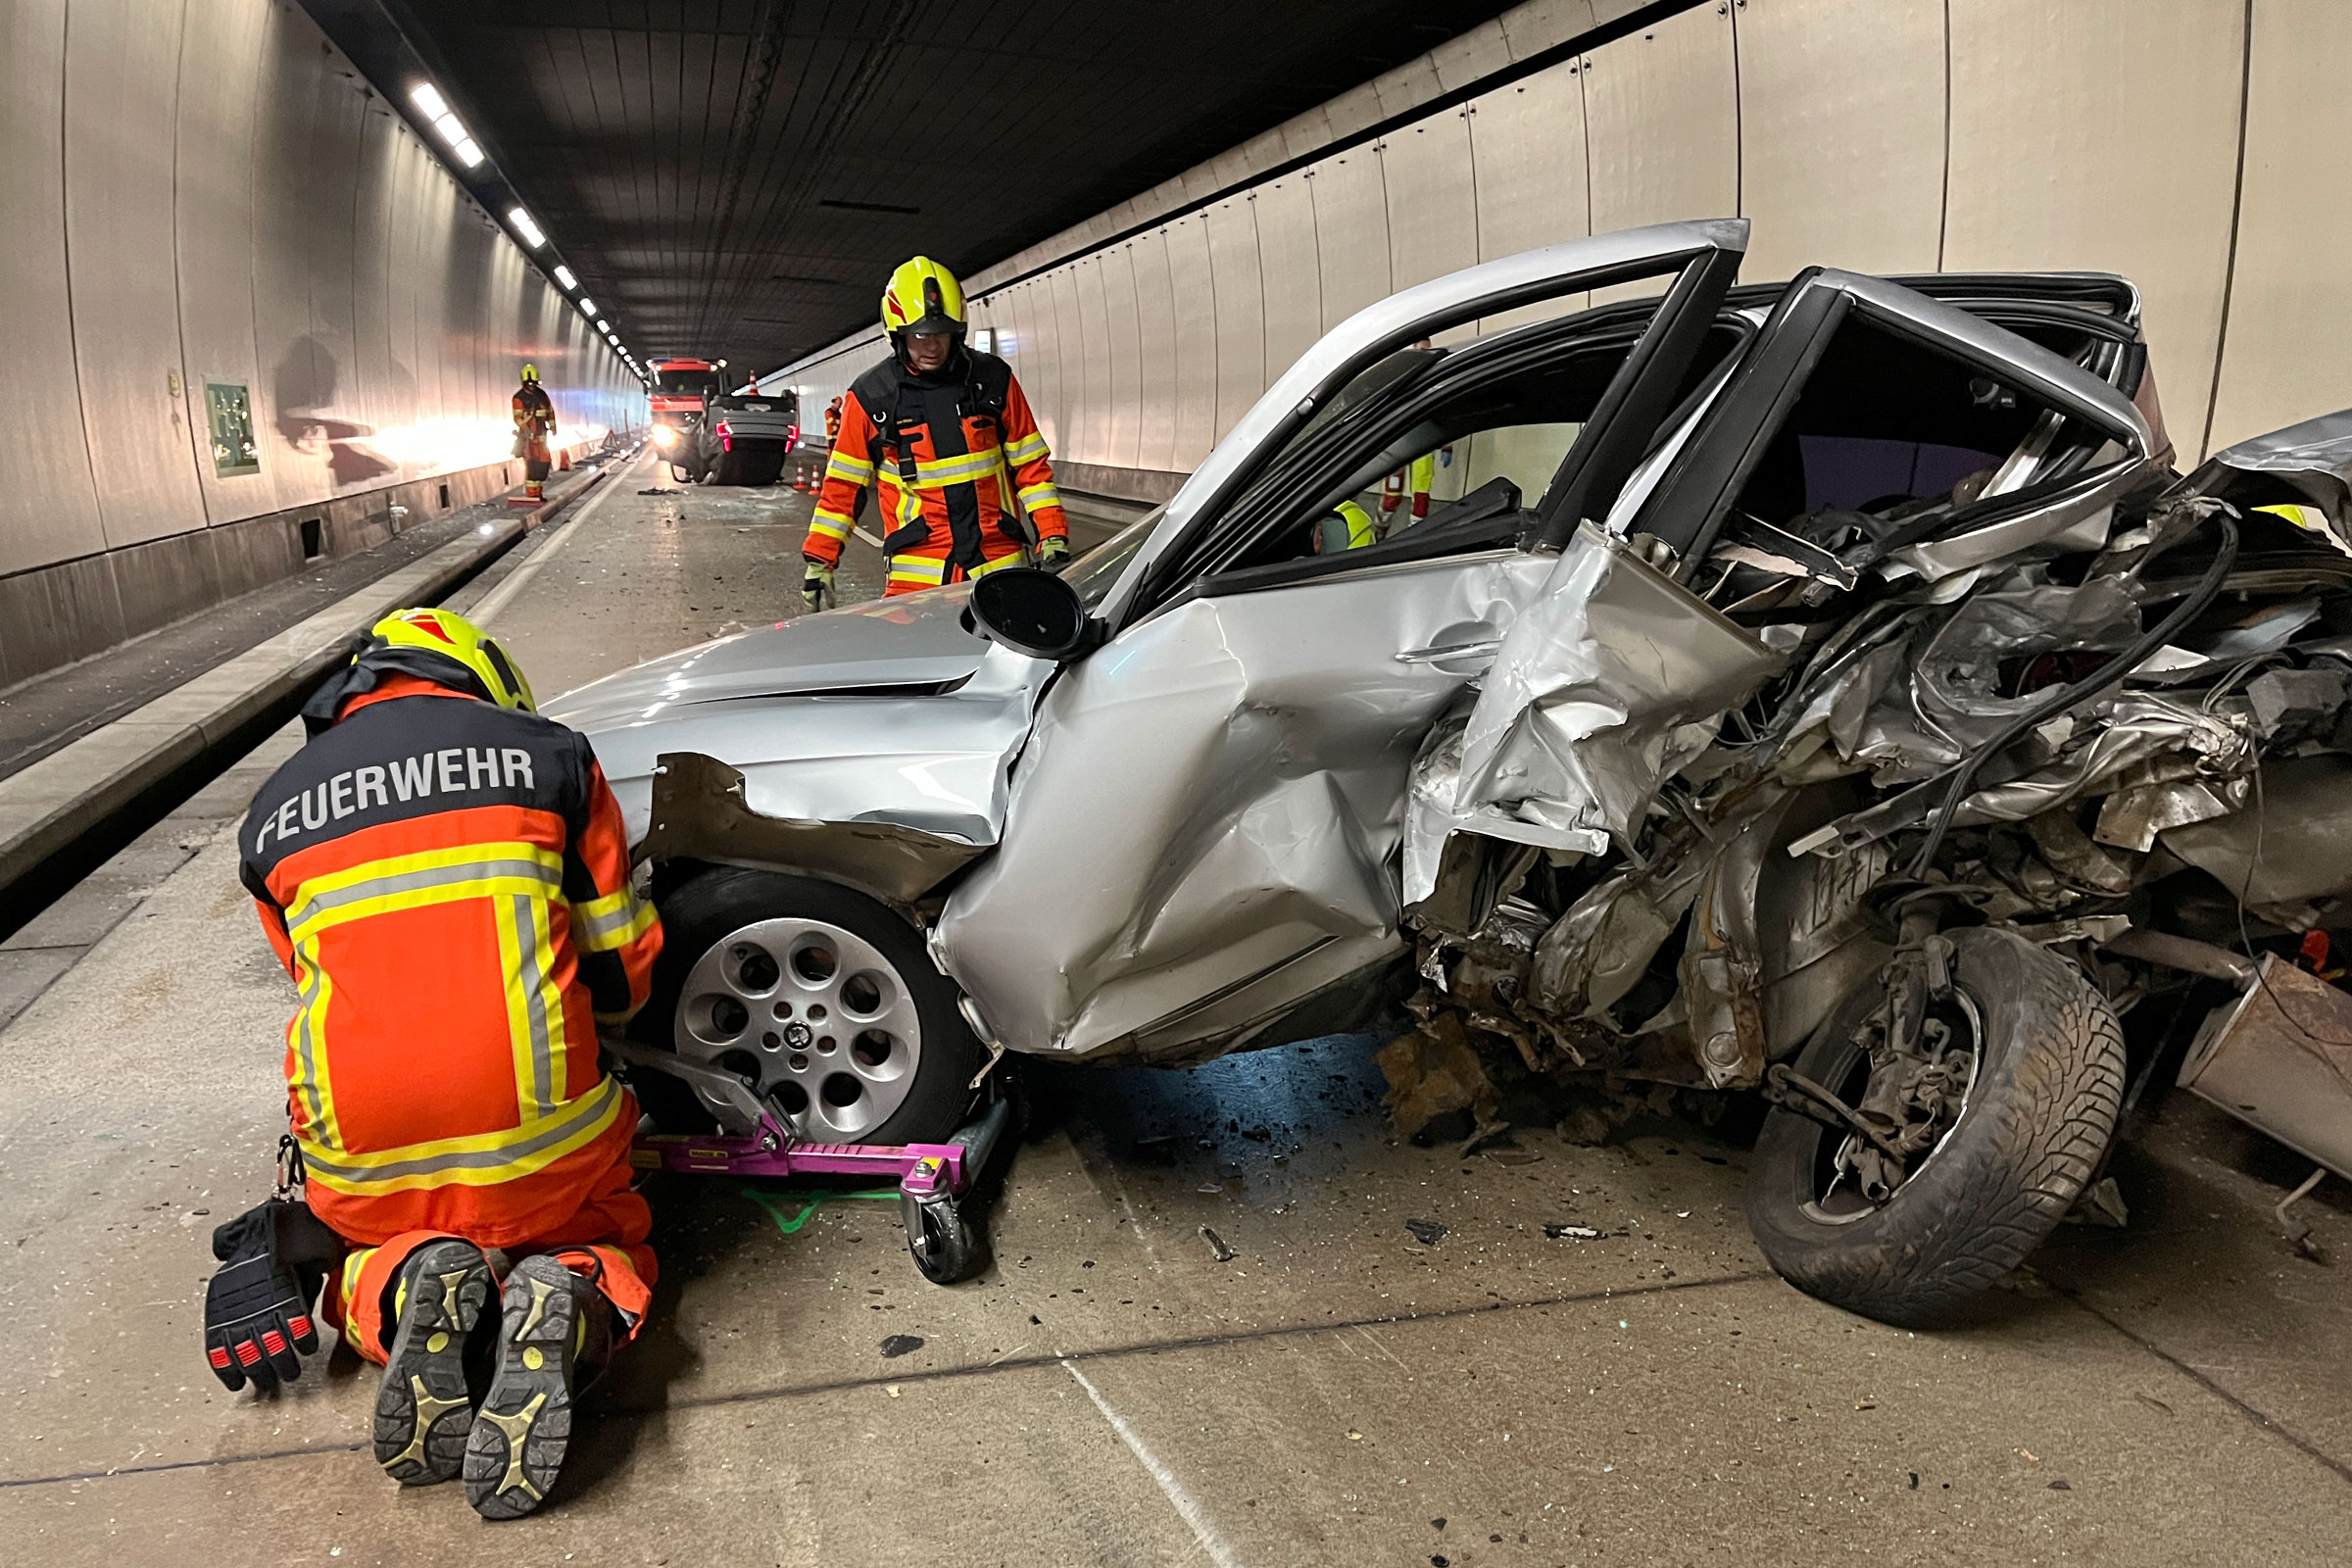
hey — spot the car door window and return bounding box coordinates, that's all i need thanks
[1631,281,2149,630]
[1185,311,1746,596]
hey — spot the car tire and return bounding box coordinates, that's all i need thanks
[629,866,984,1145]
[1742,925,2126,1328]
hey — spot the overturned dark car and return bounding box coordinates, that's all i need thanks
[553,219,2352,1327]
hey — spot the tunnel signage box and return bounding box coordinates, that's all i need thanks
[205,381,260,477]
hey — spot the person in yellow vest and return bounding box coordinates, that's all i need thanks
[1312,499,1380,554]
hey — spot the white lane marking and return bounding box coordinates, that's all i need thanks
[1059,1359,1245,1568]
[470,451,644,627]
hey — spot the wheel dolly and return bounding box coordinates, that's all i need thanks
[604,1037,1009,1284]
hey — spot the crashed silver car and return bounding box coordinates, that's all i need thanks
[551,218,2352,1324]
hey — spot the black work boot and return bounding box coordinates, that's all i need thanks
[372,1238,495,1485]
[464,1253,614,1519]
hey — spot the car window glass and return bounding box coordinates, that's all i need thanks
[1202,315,1743,583]
[1061,511,1160,610]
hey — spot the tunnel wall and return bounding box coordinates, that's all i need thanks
[0,0,644,690]
[770,0,2343,507]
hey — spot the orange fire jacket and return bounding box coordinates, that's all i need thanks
[239,675,661,1248]
[804,349,1066,595]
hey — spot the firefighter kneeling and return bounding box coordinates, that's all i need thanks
[203,608,662,1520]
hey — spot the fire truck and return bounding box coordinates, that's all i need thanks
[646,358,727,481]
[646,359,801,485]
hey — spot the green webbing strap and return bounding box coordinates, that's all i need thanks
[741,1185,902,1237]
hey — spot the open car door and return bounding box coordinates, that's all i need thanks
[933,220,1749,1061]
[1437,267,2160,889]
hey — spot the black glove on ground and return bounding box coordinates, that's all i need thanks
[204,1200,346,1392]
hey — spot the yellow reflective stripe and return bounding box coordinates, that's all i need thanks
[1004,432,1049,465]
[336,1248,373,1316]
[808,515,851,542]
[287,843,564,943]
[299,1078,627,1198]
[288,943,343,1152]
[572,888,657,953]
[493,895,564,1119]
[825,452,874,484]
[909,450,1004,488]
[968,551,1028,577]
[1408,452,1437,490]
[1017,481,1061,513]
[886,556,948,584]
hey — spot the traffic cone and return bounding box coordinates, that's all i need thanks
[793,462,810,492]
[559,449,572,470]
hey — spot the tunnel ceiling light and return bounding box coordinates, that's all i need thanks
[577,297,596,318]
[553,265,577,289]
[409,82,484,170]
[506,208,546,248]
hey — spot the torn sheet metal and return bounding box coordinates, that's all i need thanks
[2180,954,2352,1180]
[1799,692,2256,859]
[2196,407,2352,537]
[639,752,987,905]
[2158,755,2352,913]
[1776,573,2144,790]
[1403,714,1606,909]
[1446,523,1785,862]
[1878,460,2144,583]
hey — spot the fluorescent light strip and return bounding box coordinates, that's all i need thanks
[409,82,483,169]
[507,208,545,248]
[553,265,577,289]
[578,298,596,318]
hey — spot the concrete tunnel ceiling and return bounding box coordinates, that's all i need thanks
[300,0,1526,376]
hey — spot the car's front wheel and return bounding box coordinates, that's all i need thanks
[629,867,984,1144]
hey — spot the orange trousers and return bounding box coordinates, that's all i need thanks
[319,1172,655,1364]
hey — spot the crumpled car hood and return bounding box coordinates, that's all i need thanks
[541,585,984,735]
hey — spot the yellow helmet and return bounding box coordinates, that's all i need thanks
[880,257,965,342]
[368,608,537,711]
[520,363,539,383]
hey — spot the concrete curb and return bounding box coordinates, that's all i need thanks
[0,466,611,906]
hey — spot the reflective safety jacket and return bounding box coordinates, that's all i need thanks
[805,350,1067,596]
[1314,499,1380,554]
[513,384,556,461]
[238,675,661,1249]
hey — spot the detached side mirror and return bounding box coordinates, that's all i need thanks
[965,567,1102,662]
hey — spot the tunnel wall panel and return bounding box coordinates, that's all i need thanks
[1100,245,1144,474]
[65,0,209,550]
[1129,231,1181,475]
[2207,0,2352,452]
[771,0,2343,510]
[1307,149,1392,335]
[1074,255,1114,466]
[1468,59,1591,336]
[1165,216,1220,470]
[1734,0,1946,283]
[1942,0,2244,461]
[1382,109,1479,301]
[0,0,639,691]
[1204,198,1266,447]
[1253,178,1323,392]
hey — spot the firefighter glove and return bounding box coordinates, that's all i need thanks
[203,1199,345,1392]
[1036,537,1070,573]
[803,561,836,612]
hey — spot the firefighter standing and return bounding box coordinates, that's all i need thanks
[802,257,1068,610]
[204,609,662,1521]
[513,365,558,503]
[824,395,843,449]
